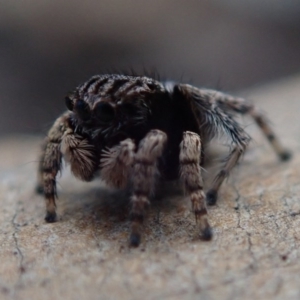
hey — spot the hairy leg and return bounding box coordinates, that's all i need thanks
[206,137,250,205]
[177,84,290,206]
[197,89,291,161]
[100,138,135,188]
[179,131,212,240]
[36,141,47,194]
[130,129,167,247]
[38,112,97,222]
[61,129,97,182]
[199,90,291,203]
[38,113,69,222]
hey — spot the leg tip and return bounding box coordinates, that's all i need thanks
[206,189,218,206]
[129,233,141,247]
[200,226,213,241]
[279,150,292,162]
[45,212,57,223]
[35,185,44,195]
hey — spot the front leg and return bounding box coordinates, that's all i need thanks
[100,139,136,189]
[38,112,97,222]
[130,130,167,247]
[179,131,212,240]
[37,113,69,222]
[61,129,98,182]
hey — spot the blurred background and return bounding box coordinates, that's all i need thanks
[1,0,300,137]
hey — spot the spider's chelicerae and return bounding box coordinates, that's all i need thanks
[37,74,291,247]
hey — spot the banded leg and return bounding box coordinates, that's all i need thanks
[199,89,291,161]
[177,84,290,206]
[130,129,167,247]
[38,112,97,222]
[179,131,212,240]
[100,138,135,188]
[38,115,68,222]
[249,107,291,161]
[206,135,250,205]
[36,141,47,194]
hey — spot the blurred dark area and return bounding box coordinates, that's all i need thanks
[1,0,300,136]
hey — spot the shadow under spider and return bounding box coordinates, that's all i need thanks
[58,180,186,226]
[54,146,225,239]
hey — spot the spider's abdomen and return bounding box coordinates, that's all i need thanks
[145,86,202,180]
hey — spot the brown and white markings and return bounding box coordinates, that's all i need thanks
[36,74,291,247]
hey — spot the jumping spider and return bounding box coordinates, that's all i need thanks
[37,74,291,247]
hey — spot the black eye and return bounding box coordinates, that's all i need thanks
[74,99,90,121]
[94,102,115,123]
[65,96,74,111]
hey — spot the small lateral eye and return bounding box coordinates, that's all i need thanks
[94,102,115,123]
[65,96,74,111]
[74,99,90,121]
[121,103,138,116]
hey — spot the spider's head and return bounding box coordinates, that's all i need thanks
[65,93,148,140]
[64,74,161,137]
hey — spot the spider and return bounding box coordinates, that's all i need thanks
[36,74,291,247]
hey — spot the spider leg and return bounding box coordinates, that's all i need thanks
[176,84,251,205]
[100,138,135,188]
[177,84,290,206]
[206,136,250,205]
[37,112,97,222]
[36,141,47,194]
[130,129,167,247]
[179,131,212,240]
[246,106,291,161]
[199,89,291,161]
[37,113,68,222]
[61,130,97,182]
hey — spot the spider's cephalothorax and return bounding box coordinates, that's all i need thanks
[37,74,291,247]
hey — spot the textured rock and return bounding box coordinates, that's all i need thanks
[0,75,300,300]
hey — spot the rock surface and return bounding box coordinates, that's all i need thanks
[0,75,299,300]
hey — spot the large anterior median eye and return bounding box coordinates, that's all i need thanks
[94,102,115,123]
[74,99,90,121]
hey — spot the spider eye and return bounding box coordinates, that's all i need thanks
[65,96,74,111]
[121,103,138,116]
[74,99,90,121]
[94,102,115,123]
